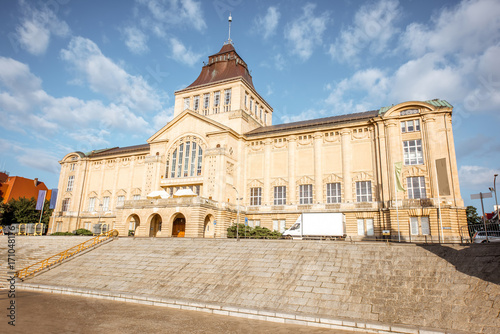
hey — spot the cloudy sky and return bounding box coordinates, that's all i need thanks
[0,0,499,211]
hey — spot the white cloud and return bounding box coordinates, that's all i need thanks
[61,36,165,112]
[122,26,149,54]
[137,0,207,35]
[284,3,330,61]
[254,7,280,40]
[459,166,500,188]
[0,138,60,174]
[281,108,328,124]
[152,106,174,130]
[16,2,70,55]
[401,0,500,57]
[329,0,400,64]
[169,38,202,67]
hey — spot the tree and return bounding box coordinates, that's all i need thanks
[466,205,482,225]
[0,197,53,226]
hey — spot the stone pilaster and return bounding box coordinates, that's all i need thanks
[313,132,323,204]
[341,130,352,203]
[288,136,297,204]
[263,139,272,205]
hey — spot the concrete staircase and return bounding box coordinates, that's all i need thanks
[14,238,500,333]
[0,236,94,287]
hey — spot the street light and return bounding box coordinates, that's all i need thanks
[489,173,499,223]
[232,186,240,241]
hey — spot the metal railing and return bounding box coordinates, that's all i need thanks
[460,222,500,243]
[15,229,119,280]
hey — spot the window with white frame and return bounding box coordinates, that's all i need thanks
[407,176,426,199]
[133,195,140,201]
[213,91,220,113]
[61,198,70,212]
[203,93,210,113]
[168,140,203,178]
[245,93,248,108]
[224,89,231,105]
[356,181,372,202]
[250,187,262,206]
[69,163,76,171]
[102,196,110,211]
[274,186,286,205]
[84,222,91,230]
[264,112,267,125]
[410,216,430,235]
[117,196,125,206]
[299,184,313,204]
[88,197,96,211]
[250,98,253,113]
[326,183,341,203]
[401,119,420,133]
[193,95,200,111]
[403,139,423,165]
[357,218,374,236]
[183,97,190,110]
[273,219,286,232]
[66,175,75,192]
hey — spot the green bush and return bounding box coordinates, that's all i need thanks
[74,228,93,236]
[51,232,74,236]
[227,224,282,239]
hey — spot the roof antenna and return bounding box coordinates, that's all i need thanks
[227,12,233,45]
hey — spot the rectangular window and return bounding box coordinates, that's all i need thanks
[403,139,424,165]
[274,186,286,205]
[203,93,210,111]
[280,220,286,233]
[255,220,260,227]
[70,163,76,171]
[88,197,96,212]
[259,108,263,120]
[197,146,203,176]
[410,217,419,235]
[366,218,374,236]
[250,187,262,206]
[61,198,70,212]
[356,181,372,202]
[183,141,190,177]
[299,184,313,204]
[273,220,278,231]
[117,196,125,206]
[190,142,197,177]
[245,93,248,108]
[401,119,420,133]
[264,112,267,125]
[326,183,341,203]
[407,176,426,199]
[102,196,110,211]
[171,150,177,178]
[133,195,140,201]
[85,222,91,231]
[421,216,430,235]
[357,219,365,236]
[213,91,220,107]
[183,97,190,110]
[66,175,75,192]
[193,95,199,111]
[177,143,184,177]
[224,89,231,105]
[56,222,62,232]
[250,99,253,113]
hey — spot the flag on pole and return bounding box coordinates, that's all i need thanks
[49,189,58,209]
[36,190,47,210]
[394,162,405,192]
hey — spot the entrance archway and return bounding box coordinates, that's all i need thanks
[172,214,186,237]
[126,214,140,236]
[203,214,215,238]
[148,214,162,237]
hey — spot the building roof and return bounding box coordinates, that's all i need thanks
[181,42,254,91]
[245,110,379,137]
[1,176,50,204]
[86,144,150,158]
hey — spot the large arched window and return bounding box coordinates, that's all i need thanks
[166,139,204,178]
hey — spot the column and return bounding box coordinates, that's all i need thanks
[341,130,352,203]
[288,136,297,204]
[422,115,437,198]
[385,120,400,201]
[313,133,323,204]
[263,139,272,205]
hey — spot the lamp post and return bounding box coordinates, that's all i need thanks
[490,173,499,222]
[232,186,240,241]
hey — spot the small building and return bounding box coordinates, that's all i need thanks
[1,174,51,204]
[49,39,466,242]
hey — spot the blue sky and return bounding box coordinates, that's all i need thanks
[0,0,499,212]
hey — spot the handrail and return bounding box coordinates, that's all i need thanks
[15,229,119,280]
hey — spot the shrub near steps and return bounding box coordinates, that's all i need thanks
[18,238,500,333]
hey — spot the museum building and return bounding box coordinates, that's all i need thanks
[48,39,466,242]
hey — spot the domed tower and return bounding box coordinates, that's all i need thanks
[173,40,273,134]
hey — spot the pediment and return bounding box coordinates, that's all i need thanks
[148,110,237,144]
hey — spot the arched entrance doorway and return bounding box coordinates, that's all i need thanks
[172,214,186,237]
[203,214,215,238]
[126,214,140,236]
[148,214,162,237]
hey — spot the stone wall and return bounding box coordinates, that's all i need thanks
[10,238,500,333]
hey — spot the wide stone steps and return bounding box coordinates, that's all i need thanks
[10,238,500,333]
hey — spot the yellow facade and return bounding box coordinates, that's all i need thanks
[49,42,466,242]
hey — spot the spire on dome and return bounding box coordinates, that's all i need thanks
[225,12,233,45]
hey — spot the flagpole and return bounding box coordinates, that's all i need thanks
[395,167,401,242]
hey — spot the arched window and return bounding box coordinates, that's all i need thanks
[167,140,204,178]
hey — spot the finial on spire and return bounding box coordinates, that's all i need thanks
[227,12,233,44]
